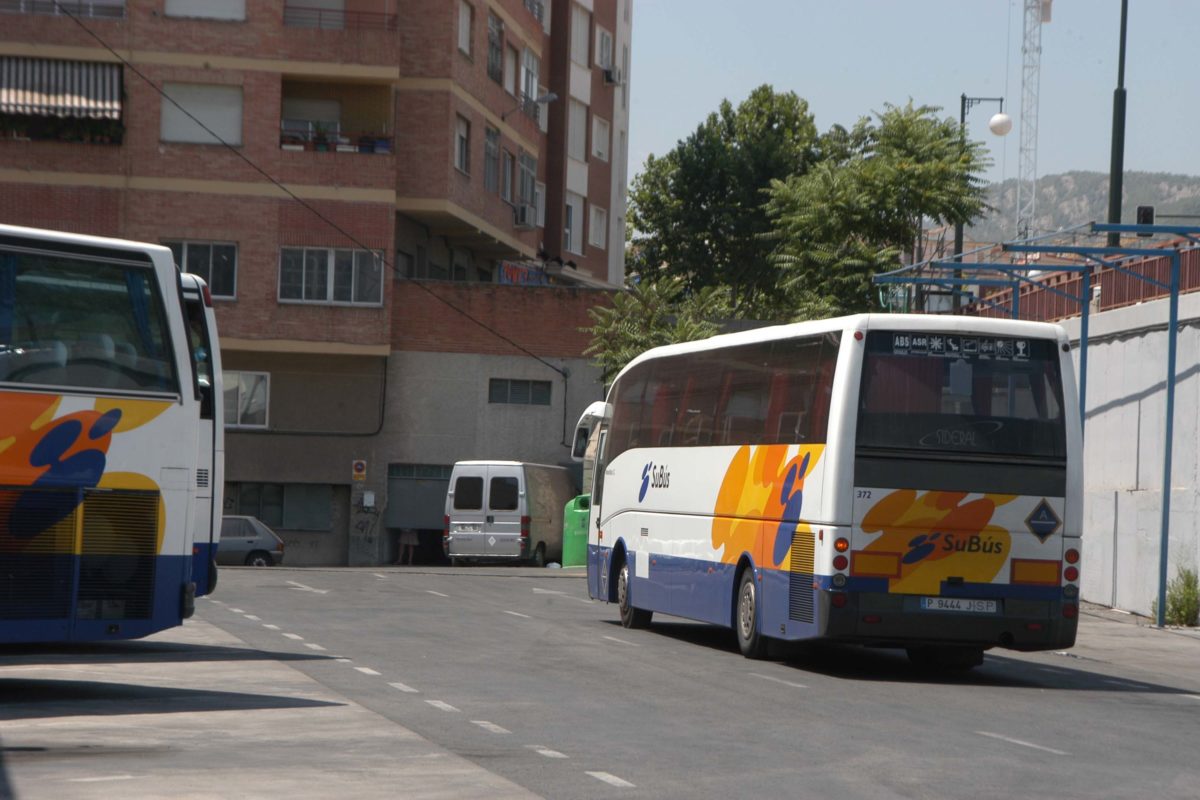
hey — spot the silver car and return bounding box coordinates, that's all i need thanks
[218,516,286,567]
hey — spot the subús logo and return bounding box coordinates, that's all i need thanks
[639,462,670,501]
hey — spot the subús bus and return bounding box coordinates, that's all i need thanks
[0,224,218,643]
[574,314,1082,669]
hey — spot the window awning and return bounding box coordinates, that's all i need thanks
[0,57,122,120]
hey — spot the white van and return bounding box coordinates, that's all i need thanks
[443,461,576,566]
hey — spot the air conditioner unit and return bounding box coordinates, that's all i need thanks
[515,203,537,228]
[603,68,620,85]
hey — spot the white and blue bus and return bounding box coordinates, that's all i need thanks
[0,224,210,642]
[576,314,1082,668]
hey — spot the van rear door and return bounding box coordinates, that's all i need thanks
[484,465,524,558]
[447,466,487,558]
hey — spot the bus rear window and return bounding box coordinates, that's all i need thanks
[857,331,1066,459]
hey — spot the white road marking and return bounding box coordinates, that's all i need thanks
[389,682,418,693]
[602,635,638,646]
[373,573,387,579]
[262,624,280,630]
[1183,694,1200,702]
[1037,666,1069,675]
[304,643,326,651]
[526,745,568,759]
[229,608,244,613]
[532,588,565,595]
[587,771,635,788]
[355,667,381,676]
[749,672,808,689]
[976,731,1069,755]
[504,610,532,619]
[471,720,511,735]
[68,775,138,783]
[335,658,353,663]
[426,590,449,598]
[242,614,261,621]
[287,580,329,594]
[426,700,460,713]
[282,633,304,640]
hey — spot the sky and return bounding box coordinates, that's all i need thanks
[627,0,1200,187]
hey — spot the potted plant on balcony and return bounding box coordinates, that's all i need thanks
[312,123,331,152]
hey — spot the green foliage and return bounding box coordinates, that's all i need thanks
[627,85,817,314]
[1156,566,1200,626]
[581,278,730,382]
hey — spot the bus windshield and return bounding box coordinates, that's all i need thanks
[857,330,1066,460]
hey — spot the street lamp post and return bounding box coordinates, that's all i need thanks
[1106,0,1130,247]
[952,94,1012,312]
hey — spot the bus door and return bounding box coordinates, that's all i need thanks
[587,425,609,600]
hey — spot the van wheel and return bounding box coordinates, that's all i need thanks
[617,561,652,629]
[531,543,546,568]
[207,560,219,594]
[735,569,767,659]
[245,551,273,567]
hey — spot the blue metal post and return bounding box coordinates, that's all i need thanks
[1156,252,1180,627]
[1011,282,1020,319]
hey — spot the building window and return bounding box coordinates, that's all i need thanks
[564,192,584,255]
[489,378,551,406]
[484,127,500,192]
[226,482,332,531]
[224,370,269,428]
[521,48,539,106]
[595,26,613,69]
[500,149,514,202]
[504,45,518,96]
[589,205,608,250]
[622,45,630,110]
[165,0,244,20]
[278,247,383,305]
[165,240,237,298]
[455,115,470,174]
[518,152,536,206]
[486,13,503,83]
[458,0,473,56]
[570,3,590,67]
[568,99,587,162]
[591,115,609,162]
[535,181,546,227]
[161,83,242,145]
[388,463,453,480]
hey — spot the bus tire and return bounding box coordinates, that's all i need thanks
[617,561,652,629]
[735,569,767,659]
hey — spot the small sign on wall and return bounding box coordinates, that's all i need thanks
[352,459,367,481]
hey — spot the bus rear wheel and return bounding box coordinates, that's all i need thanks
[617,561,652,629]
[735,569,767,659]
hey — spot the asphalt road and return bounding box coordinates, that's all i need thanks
[3,566,1200,799]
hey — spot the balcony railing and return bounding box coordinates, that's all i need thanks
[280,120,391,154]
[283,4,397,31]
[0,0,125,18]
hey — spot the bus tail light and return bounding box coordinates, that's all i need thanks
[862,614,882,624]
[833,555,848,571]
[1064,566,1079,582]
[1025,622,1045,632]
[1062,604,1078,620]
[834,537,849,553]
[830,593,847,609]
[1065,548,1080,564]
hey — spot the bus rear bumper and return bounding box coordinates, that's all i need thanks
[818,591,1078,652]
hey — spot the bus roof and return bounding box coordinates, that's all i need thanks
[613,313,1068,384]
[0,223,174,269]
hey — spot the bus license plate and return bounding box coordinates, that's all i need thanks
[920,597,997,613]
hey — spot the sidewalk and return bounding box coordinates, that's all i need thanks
[1068,601,1200,691]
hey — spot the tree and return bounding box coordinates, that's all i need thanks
[627,85,818,314]
[581,277,730,383]
[765,102,992,316]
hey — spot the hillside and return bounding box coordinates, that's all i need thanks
[967,171,1200,243]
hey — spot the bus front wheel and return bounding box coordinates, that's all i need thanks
[617,561,652,629]
[736,569,767,659]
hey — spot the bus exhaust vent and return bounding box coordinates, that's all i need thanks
[0,487,78,620]
[76,489,159,621]
[788,529,816,623]
[196,469,209,488]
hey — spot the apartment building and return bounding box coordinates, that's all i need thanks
[0,0,631,565]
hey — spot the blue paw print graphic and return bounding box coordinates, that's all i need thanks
[772,452,811,565]
[12,409,122,540]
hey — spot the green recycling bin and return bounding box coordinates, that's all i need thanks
[562,494,590,568]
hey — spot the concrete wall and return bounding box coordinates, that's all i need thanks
[1060,291,1200,614]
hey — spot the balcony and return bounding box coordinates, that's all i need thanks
[0,0,124,18]
[283,3,396,31]
[280,120,392,154]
